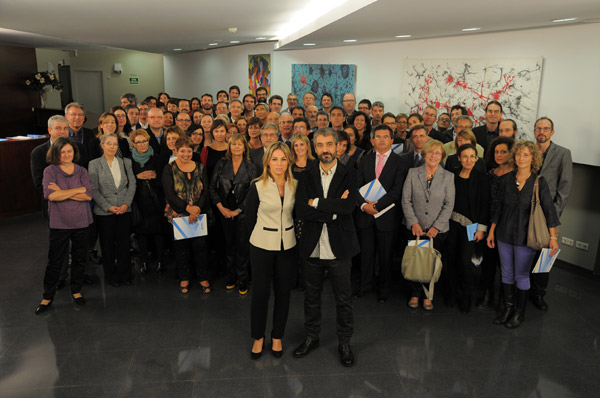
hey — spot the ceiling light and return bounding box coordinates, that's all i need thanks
[256,37,267,40]
[228,27,237,33]
[209,43,218,46]
[303,43,316,46]
[462,27,481,32]
[274,0,347,40]
[395,35,411,38]
[552,17,577,23]
[173,48,182,51]
[230,40,240,44]
[343,39,357,43]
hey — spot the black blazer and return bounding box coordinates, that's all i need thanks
[295,161,360,260]
[355,151,405,231]
[472,125,498,154]
[209,158,258,213]
[444,154,487,174]
[249,147,265,175]
[453,169,490,227]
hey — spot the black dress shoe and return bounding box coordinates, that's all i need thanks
[73,296,86,306]
[377,295,388,304]
[35,300,53,315]
[110,281,120,287]
[139,262,148,274]
[251,339,264,360]
[271,348,283,358]
[338,344,355,367]
[56,280,66,290]
[122,281,132,286]
[531,295,548,311]
[156,262,165,274]
[83,275,94,285]
[293,337,319,358]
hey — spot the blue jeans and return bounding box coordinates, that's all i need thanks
[497,240,537,290]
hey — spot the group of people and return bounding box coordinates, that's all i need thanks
[30,86,573,367]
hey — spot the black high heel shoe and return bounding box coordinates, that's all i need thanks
[35,299,53,315]
[251,338,264,360]
[271,337,283,358]
[72,294,86,306]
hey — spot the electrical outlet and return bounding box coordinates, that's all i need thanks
[562,237,574,246]
[575,241,589,251]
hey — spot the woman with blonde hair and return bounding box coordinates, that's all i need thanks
[245,142,297,359]
[487,141,559,328]
[291,134,316,176]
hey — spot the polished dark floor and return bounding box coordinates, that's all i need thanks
[0,213,599,398]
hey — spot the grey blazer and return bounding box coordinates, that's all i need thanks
[539,142,572,218]
[401,164,455,233]
[88,156,136,216]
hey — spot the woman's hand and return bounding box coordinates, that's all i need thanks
[137,170,156,180]
[108,206,120,214]
[186,204,200,218]
[341,189,349,199]
[474,231,485,242]
[487,232,495,249]
[549,238,559,257]
[426,226,439,238]
[48,182,61,192]
[229,209,240,218]
[411,223,423,237]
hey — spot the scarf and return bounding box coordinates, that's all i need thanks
[132,145,154,168]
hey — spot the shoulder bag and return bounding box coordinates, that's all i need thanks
[527,176,550,250]
[401,238,443,300]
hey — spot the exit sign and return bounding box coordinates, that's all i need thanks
[129,74,139,85]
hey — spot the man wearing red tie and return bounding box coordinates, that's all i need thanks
[355,125,405,302]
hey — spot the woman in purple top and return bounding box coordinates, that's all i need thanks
[36,137,94,314]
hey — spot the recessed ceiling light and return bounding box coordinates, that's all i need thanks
[173,48,182,51]
[230,40,240,44]
[209,43,218,46]
[395,35,411,38]
[303,43,316,46]
[552,17,577,23]
[462,27,481,32]
[256,37,267,40]
[343,39,357,43]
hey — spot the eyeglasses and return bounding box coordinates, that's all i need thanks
[134,139,149,145]
[294,126,307,131]
[104,142,119,146]
[534,127,552,132]
[177,119,191,123]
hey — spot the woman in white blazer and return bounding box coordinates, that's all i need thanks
[245,142,297,360]
[401,139,455,311]
[89,133,136,287]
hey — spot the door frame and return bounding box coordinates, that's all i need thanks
[71,68,108,113]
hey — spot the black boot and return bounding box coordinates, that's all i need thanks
[140,262,148,274]
[156,262,165,274]
[506,289,528,329]
[493,284,515,325]
[476,289,493,308]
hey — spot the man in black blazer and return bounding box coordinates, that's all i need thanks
[293,128,359,367]
[355,125,405,302]
[472,101,503,155]
[64,102,95,150]
[249,123,279,174]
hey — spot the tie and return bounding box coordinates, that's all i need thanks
[414,153,420,167]
[376,153,385,179]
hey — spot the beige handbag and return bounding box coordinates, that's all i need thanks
[527,176,550,251]
[401,238,442,300]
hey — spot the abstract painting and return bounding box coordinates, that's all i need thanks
[291,64,356,108]
[401,58,543,140]
[248,54,271,95]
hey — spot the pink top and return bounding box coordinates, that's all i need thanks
[43,164,94,229]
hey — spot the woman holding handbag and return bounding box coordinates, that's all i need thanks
[401,139,455,311]
[487,141,559,328]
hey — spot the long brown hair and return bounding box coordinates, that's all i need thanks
[255,142,296,192]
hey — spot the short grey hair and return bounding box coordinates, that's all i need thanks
[373,101,384,109]
[99,132,118,144]
[120,93,137,103]
[261,122,279,135]
[455,115,473,127]
[64,102,85,114]
[48,115,68,129]
[313,127,338,145]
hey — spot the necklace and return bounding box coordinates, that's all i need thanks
[515,173,531,186]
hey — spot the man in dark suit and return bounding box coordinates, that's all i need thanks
[530,117,573,311]
[423,105,451,143]
[64,102,95,150]
[146,108,166,154]
[278,112,294,146]
[249,123,279,174]
[472,101,503,155]
[398,125,429,177]
[293,128,359,367]
[355,125,405,302]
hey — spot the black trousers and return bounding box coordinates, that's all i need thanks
[43,227,89,300]
[358,224,396,297]
[219,215,250,283]
[137,232,165,263]
[530,251,549,297]
[249,245,296,340]
[403,230,447,299]
[446,221,476,298]
[173,236,208,281]
[96,213,132,284]
[303,257,353,344]
[480,244,499,292]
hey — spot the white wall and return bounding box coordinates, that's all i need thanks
[165,23,600,167]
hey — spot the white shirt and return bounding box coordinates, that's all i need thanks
[107,157,122,189]
[310,160,338,260]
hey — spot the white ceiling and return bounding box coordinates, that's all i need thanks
[0,0,598,54]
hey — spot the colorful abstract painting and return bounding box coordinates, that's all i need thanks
[291,64,356,108]
[248,54,271,95]
[401,58,543,141]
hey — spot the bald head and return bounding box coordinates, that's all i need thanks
[148,107,164,130]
